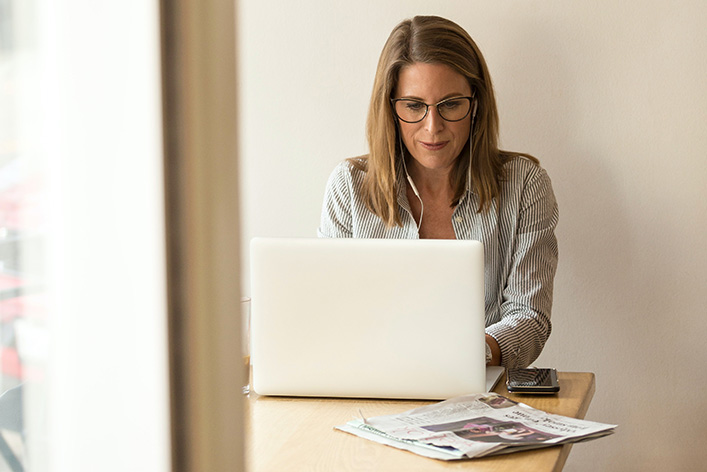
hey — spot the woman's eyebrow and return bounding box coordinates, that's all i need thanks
[396,93,468,101]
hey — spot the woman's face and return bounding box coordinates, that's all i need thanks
[393,62,472,175]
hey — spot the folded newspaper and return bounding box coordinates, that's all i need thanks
[336,393,616,460]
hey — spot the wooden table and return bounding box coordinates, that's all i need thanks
[245,372,595,471]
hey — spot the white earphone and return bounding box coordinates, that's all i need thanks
[406,173,421,198]
[397,130,424,230]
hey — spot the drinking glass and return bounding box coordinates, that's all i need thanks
[241,296,251,395]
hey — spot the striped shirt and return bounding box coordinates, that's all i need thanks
[318,156,559,368]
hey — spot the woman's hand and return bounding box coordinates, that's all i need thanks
[485,334,502,366]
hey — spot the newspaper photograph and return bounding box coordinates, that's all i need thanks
[336,393,616,460]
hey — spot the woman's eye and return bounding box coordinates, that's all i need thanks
[440,100,462,110]
[405,101,425,111]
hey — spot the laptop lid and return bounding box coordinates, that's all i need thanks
[249,237,486,400]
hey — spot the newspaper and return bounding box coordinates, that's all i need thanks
[336,393,616,460]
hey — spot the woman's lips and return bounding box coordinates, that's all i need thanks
[419,141,448,151]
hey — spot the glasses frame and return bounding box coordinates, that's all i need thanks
[390,96,475,123]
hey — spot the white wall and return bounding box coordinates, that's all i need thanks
[238,1,707,470]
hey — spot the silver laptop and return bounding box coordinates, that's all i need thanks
[250,237,493,400]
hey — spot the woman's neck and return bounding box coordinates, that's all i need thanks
[405,158,455,201]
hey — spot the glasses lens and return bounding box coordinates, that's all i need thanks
[394,100,427,123]
[394,98,472,123]
[437,97,471,122]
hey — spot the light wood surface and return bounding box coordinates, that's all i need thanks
[245,372,595,471]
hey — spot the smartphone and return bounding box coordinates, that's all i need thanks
[506,368,560,394]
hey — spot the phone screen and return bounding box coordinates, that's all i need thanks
[506,368,559,393]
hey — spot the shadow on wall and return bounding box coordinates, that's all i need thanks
[496,17,707,471]
[492,20,636,368]
[500,17,700,370]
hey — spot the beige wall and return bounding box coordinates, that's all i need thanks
[238,1,707,470]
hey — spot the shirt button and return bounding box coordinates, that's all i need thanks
[455,216,463,223]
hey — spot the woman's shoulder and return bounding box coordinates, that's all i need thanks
[501,153,550,182]
[498,154,556,208]
[329,155,368,179]
[325,155,368,189]
[344,154,369,172]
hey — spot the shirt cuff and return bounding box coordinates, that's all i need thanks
[485,324,522,369]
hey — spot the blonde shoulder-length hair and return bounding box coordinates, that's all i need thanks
[351,15,537,228]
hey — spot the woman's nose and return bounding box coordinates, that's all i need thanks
[423,105,445,133]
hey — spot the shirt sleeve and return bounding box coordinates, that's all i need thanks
[317,162,354,238]
[485,166,559,368]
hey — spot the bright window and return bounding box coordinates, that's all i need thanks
[0,1,170,470]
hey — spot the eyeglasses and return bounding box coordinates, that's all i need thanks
[391,96,474,123]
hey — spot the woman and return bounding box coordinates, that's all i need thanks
[318,15,558,369]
